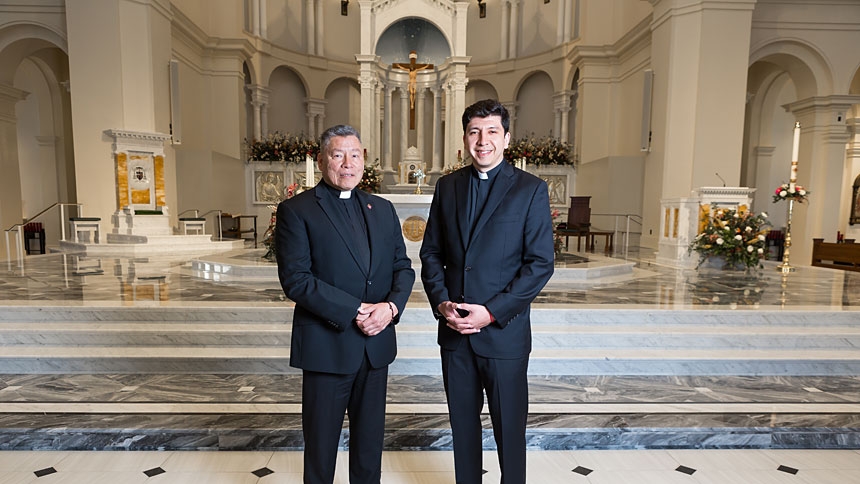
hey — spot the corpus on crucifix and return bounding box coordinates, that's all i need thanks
[392,50,433,129]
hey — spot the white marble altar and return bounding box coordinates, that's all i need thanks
[379,193,433,263]
[657,187,756,268]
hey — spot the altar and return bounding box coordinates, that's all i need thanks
[379,193,433,263]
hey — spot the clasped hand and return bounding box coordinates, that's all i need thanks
[355,302,392,336]
[437,301,491,334]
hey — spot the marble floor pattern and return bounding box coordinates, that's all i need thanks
[1,247,859,481]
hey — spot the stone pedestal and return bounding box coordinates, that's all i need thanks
[657,187,756,268]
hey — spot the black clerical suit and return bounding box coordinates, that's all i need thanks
[276,181,414,484]
[420,161,555,484]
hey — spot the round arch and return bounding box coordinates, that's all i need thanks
[514,70,555,138]
[749,38,834,98]
[370,0,456,57]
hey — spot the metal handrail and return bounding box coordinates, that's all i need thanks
[591,213,643,256]
[4,202,84,267]
[198,209,223,240]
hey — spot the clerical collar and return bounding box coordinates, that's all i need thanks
[473,163,502,181]
[322,181,354,199]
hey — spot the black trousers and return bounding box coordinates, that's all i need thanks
[302,355,389,484]
[441,338,530,484]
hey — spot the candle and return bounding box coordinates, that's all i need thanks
[306,154,314,186]
[790,122,800,163]
[789,122,800,190]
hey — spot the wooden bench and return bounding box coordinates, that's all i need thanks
[589,230,614,253]
[811,238,860,272]
[555,227,590,252]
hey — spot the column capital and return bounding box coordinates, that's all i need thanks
[245,84,271,105]
[784,95,860,144]
[553,90,574,112]
[305,97,328,115]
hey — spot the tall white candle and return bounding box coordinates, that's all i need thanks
[791,122,800,163]
[306,154,314,186]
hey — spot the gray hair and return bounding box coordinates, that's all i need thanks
[319,125,361,153]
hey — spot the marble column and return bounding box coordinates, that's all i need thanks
[508,0,520,59]
[400,87,409,165]
[446,59,469,169]
[444,83,454,169]
[251,0,260,37]
[785,95,860,264]
[416,88,426,161]
[384,86,394,172]
[305,0,315,55]
[305,98,327,138]
[553,91,573,143]
[563,0,573,43]
[556,0,566,45]
[259,0,267,39]
[314,0,324,57]
[432,87,443,173]
[356,55,377,167]
[500,1,510,61]
[374,83,383,164]
[503,101,518,138]
[250,101,261,140]
[247,85,270,140]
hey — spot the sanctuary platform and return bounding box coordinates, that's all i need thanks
[0,248,858,452]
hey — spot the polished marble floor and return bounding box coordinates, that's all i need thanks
[1,449,859,483]
[2,247,859,308]
[1,248,859,481]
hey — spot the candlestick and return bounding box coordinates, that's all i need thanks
[305,154,314,186]
[777,198,796,273]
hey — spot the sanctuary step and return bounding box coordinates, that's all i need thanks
[0,305,859,375]
[0,373,857,451]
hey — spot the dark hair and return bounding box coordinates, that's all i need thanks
[462,99,509,133]
[320,124,361,153]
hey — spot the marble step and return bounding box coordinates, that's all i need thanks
[1,305,858,374]
[2,305,859,327]
[2,322,859,351]
[1,345,860,375]
[1,412,857,451]
[0,374,857,451]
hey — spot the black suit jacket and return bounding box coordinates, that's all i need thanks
[419,161,555,359]
[276,183,415,374]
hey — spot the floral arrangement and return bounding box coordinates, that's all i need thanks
[442,161,468,175]
[772,183,810,203]
[245,131,319,163]
[689,207,771,270]
[505,134,574,167]
[357,160,382,194]
[261,182,299,261]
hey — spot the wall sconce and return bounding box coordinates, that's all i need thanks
[478,0,486,18]
[341,0,348,16]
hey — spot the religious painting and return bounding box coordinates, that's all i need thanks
[253,168,286,205]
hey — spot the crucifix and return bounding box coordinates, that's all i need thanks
[392,50,433,129]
